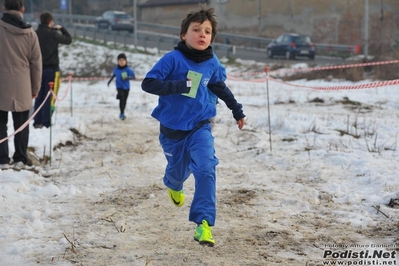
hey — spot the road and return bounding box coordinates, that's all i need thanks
[68,26,347,65]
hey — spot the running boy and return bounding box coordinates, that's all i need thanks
[141,6,245,246]
[107,53,135,120]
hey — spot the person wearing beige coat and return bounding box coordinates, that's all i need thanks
[0,0,42,170]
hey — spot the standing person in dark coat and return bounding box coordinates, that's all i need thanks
[33,11,72,129]
[0,0,42,170]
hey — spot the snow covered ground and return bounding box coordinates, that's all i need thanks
[0,40,398,265]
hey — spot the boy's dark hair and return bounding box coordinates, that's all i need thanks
[180,6,218,43]
[4,0,24,11]
[40,12,54,25]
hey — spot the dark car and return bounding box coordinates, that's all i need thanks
[95,11,134,33]
[267,33,315,60]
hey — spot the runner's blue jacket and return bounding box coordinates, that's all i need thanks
[108,66,135,90]
[141,50,244,131]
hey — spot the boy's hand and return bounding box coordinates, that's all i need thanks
[175,79,191,94]
[237,118,245,130]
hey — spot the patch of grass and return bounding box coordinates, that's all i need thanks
[282,137,297,142]
[269,63,290,71]
[308,97,324,103]
[53,140,76,150]
[283,67,364,82]
[336,97,374,113]
[73,37,155,56]
[274,99,296,105]
[222,57,239,65]
[280,58,399,82]
[335,129,361,139]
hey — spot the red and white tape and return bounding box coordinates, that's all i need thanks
[226,59,399,90]
[228,59,399,78]
[266,76,399,90]
[269,59,399,76]
[61,76,108,81]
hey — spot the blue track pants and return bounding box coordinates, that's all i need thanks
[160,123,219,226]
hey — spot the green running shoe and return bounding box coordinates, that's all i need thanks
[168,188,184,207]
[194,220,215,246]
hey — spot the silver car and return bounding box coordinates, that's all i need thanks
[95,11,134,33]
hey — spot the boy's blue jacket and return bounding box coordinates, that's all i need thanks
[142,49,244,131]
[108,65,135,90]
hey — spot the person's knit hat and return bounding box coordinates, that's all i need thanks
[117,53,127,60]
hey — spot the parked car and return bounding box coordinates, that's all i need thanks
[267,33,315,60]
[95,11,134,33]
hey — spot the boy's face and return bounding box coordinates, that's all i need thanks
[118,58,127,67]
[181,20,212,50]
